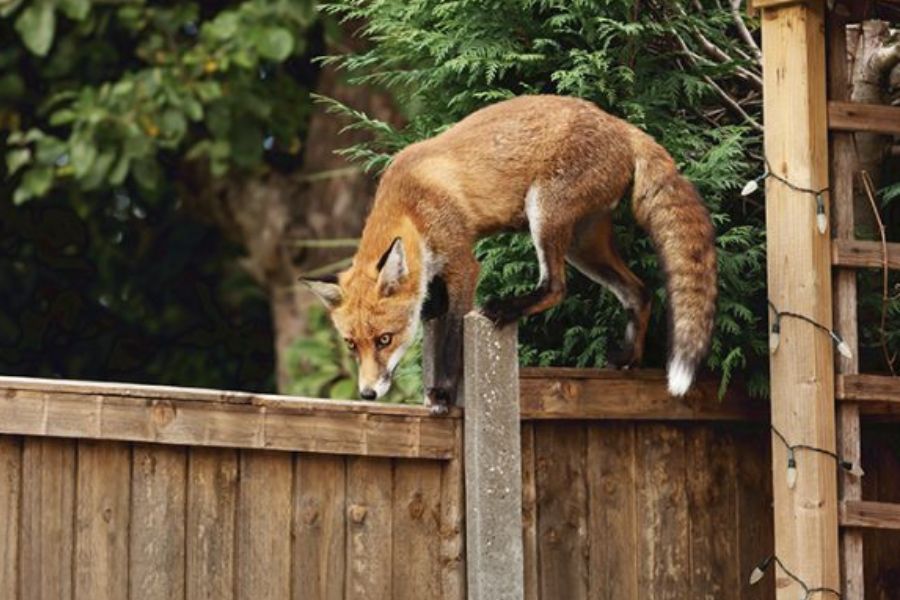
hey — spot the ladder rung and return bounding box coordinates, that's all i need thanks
[841,501,900,530]
[837,374,900,404]
[829,101,900,135]
[832,240,900,270]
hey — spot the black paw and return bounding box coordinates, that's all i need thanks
[479,298,521,327]
[426,386,454,415]
[607,347,639,370]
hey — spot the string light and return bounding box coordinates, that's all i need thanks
[742,158,831,234]
[749,554,842,599]
[770,424,864,490]
[767,300,852,359]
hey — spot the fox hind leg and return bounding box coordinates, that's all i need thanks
[481,185,572,326]
[566,212,651,368]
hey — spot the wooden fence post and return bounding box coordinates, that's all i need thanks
[760,2,840,599]
[463,312,524,600]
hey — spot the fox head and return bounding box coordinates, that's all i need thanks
[301,237,422,400]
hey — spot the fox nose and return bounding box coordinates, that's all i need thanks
[360,388,377,400]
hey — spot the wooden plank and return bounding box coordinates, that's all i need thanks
[520,369,763,421]
[439,425,465,600]
[686,427,739,598]
[235,450,293,600]
[761,2,840,597]
[828,101,900,136]
[20,438,76,600]
[520,424,539,600]
[586,424,638,600]
[292,454,347,600]
[734,428,775,600]
[635,425,690,599]
[345,458,393,600]
[837,374,900,403]
[391,461,443,599]
[0,386,458,460]
[748,0,809,11]
[831,239,900,270]
[186,447,238,600]
[129,445,187,600]
[840,501,900,531]
[0,437,21,600]
[74,441,131,600]
[535,422,589,600]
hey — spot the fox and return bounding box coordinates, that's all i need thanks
[302,95,717,412]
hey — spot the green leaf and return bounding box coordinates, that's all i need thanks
[256,28,295,61]
[159,109,187,140]
[16,166,54,203]
[70,132,97,178]
[206,12,238,40]
[329,378,356,400]
[58,0,89,20]
[15,1,56,56]
[6,148,31,176]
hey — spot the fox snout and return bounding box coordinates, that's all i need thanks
[359,372,392,400]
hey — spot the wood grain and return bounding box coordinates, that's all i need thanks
[831,239,900,270]
[20,438,76,600]
[345,458,393,600]
[186,447,238,600]
[587,424,638,600]
[235,450,293,600]
[292,454,347,600]
[439,426,465,600]
[535,422,589,600]
[840,501,900,531]
[837,374,900,403]
[734,428,775,600]
[828,101,900,136]
[129,445,187,600]
[0,437,21,600]
[74,441,131,600]
[520,424,539,600]
[392,461,443,599]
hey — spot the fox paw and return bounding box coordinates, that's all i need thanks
[479,299,520,327]
[425,386,453,416]
[607,347,639,370]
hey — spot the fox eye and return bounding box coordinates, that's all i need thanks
[345,339,356,352]
[375,333,393,349]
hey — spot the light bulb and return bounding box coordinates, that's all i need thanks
[816,193,827,234]
[741,179,759,196]
[769,321,781,353]
[837,340,853,359]
[850,463,865,478]
[749,566,765,585]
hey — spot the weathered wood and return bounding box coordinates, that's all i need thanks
[439,426,466,600]
[748,0,808,11]
[535,423,589,600]
[520,368,763,421]
[0,378,459,460]
[20,438,76,600]
[686,428,739,598]
[828,101,900,135]
[840,501,900,531]
[0,437,21,600]
[587,425,638,600]
[463,313,524,600]
[520,424,539,600]
[837,374,900,403]
[828,8,864,599]
[292,454,347,600]
[735,428,775,600]
[345,458,393,600]
[74,441,131,600]
[761,2,840,598]
[235,450,293,600]
[635,425,690,599]
[832,239,900,270]
[186,447,238,600]
[392,461,443,599]
[129,445,187,600]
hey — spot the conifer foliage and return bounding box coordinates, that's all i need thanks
[322,0,769,395]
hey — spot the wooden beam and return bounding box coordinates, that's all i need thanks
[748,0,814,11]
[836,374,900,404]
[0,377,460,460]
[832,239,900,270]
[519,368,764,421]
[761,2,840,599]
[840,501,900,531]
[828,101,900,136]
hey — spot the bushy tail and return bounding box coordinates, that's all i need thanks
[629,132,717,396]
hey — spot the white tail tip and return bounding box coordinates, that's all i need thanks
[667,357,694,396]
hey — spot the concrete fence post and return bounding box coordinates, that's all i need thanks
[463,311,524,600]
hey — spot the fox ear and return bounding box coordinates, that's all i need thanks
[300,275,343,310]
[376,237,408,296]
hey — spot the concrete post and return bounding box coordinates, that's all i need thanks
[463,312,524,600]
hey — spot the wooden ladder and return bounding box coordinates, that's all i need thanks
[827,10,900,600]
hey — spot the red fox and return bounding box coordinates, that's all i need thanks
[303,95,717,410]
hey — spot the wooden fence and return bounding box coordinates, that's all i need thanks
[0,371,897,599]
